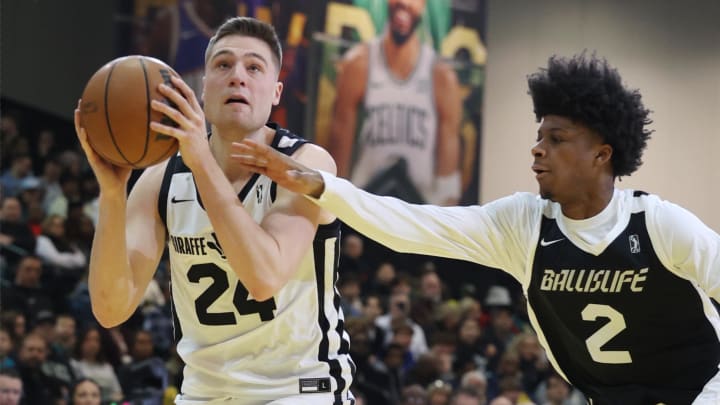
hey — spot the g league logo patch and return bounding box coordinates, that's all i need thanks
[629,234,641,254]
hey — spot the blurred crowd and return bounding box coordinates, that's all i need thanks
[0,106,586,405]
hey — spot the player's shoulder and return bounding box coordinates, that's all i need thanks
[339,42,370,72]
[270,124,337,175]
[294,143,337,176]
[432,59,459,86]
[132,158,174,195]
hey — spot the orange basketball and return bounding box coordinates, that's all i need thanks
[79,55,180,168]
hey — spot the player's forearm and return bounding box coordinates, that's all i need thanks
[88,193,138,327]
[191,159,285,300]
[311,172,483,262]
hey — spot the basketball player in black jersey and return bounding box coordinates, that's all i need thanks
[234,53,720,404]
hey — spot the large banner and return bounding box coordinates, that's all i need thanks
[308,0,486,205]
[127,0,485,204]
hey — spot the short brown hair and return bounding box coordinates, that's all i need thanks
[205,17,282,70]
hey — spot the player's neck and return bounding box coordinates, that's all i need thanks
[210,126,271,182]
[560,182,615,220]
[382,34,421,80]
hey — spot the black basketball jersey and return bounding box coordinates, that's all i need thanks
[307,179,720,404]
[528,192,720,404]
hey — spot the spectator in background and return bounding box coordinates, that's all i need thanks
[40,158,63,213]
[31,129,60,175]
[118,330,168,405]
[346,317,397,405]
[0,197,36,270]
[361,294,387,356]
[70,327,123,403]
[338,273,364,318]
[52,314,77,361]
[455,315,488,374]
[377,343,409,405]
[451,387,485,405]
[0,312,25,350]
[459,370,488,404]
[0,328,15,370]
[15,333,67,404]
[401,384,429,405]
[0,113,22,171]
[377,292,429,360]
[412,266,445,337]
[0,368,23,405]
[339,233,371,281]
[69,378,102,405]
[366,261,397,298]
[0,155,34,198]
[16,176,44,221]
[511,332,549,397]
[1,255,55,326]
[47,171,81,219]
[534,372,585,405]
[426,379,453,405]
[30,310,78,393]
[35,214,86,295]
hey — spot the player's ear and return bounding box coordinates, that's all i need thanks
[272,81,283,106]
[595,144,613,167]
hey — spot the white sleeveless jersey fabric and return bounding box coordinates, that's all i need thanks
[159,126,354,404]
[351,36,438,201]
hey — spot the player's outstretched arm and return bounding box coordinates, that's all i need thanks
[233,138,532,276]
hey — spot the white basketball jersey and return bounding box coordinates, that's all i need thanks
[158,125,354,403]
[351,36,438,201]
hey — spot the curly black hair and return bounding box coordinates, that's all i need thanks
[527,52,653,177]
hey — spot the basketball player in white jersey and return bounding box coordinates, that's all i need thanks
[74,17,354,405]
[329,0,462,205]
[233,53,720,404]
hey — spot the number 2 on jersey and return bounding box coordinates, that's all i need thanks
[188,263,276,325]
[582,303,632,364]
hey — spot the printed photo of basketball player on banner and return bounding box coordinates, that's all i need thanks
[307,0,487,205]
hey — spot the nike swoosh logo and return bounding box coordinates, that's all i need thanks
[540,238,564,247]
[171,196,194,203]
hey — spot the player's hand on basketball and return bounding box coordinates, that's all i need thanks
[74,100,132,195]
[149,76,210,170]
[231,139,326,198]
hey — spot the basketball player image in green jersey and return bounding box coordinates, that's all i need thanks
[329,0,463,205]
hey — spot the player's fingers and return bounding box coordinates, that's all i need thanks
[170,76,203,113]
[157,82,200,124]
[151,99,192,129]
[149,120,185,141]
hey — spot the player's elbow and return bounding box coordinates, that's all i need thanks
[90,295,132,328]
[245,281,281,302]
[91,306,126,329]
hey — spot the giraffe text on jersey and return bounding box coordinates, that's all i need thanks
[169,234,208,256]
[540,268,649,293]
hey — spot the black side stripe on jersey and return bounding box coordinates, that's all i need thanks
[314,220,347,405]
[633,190,648,197]
[168,280,183,343]
[158,154,180,228]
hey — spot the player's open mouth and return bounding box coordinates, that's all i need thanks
[225,96,249,105]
